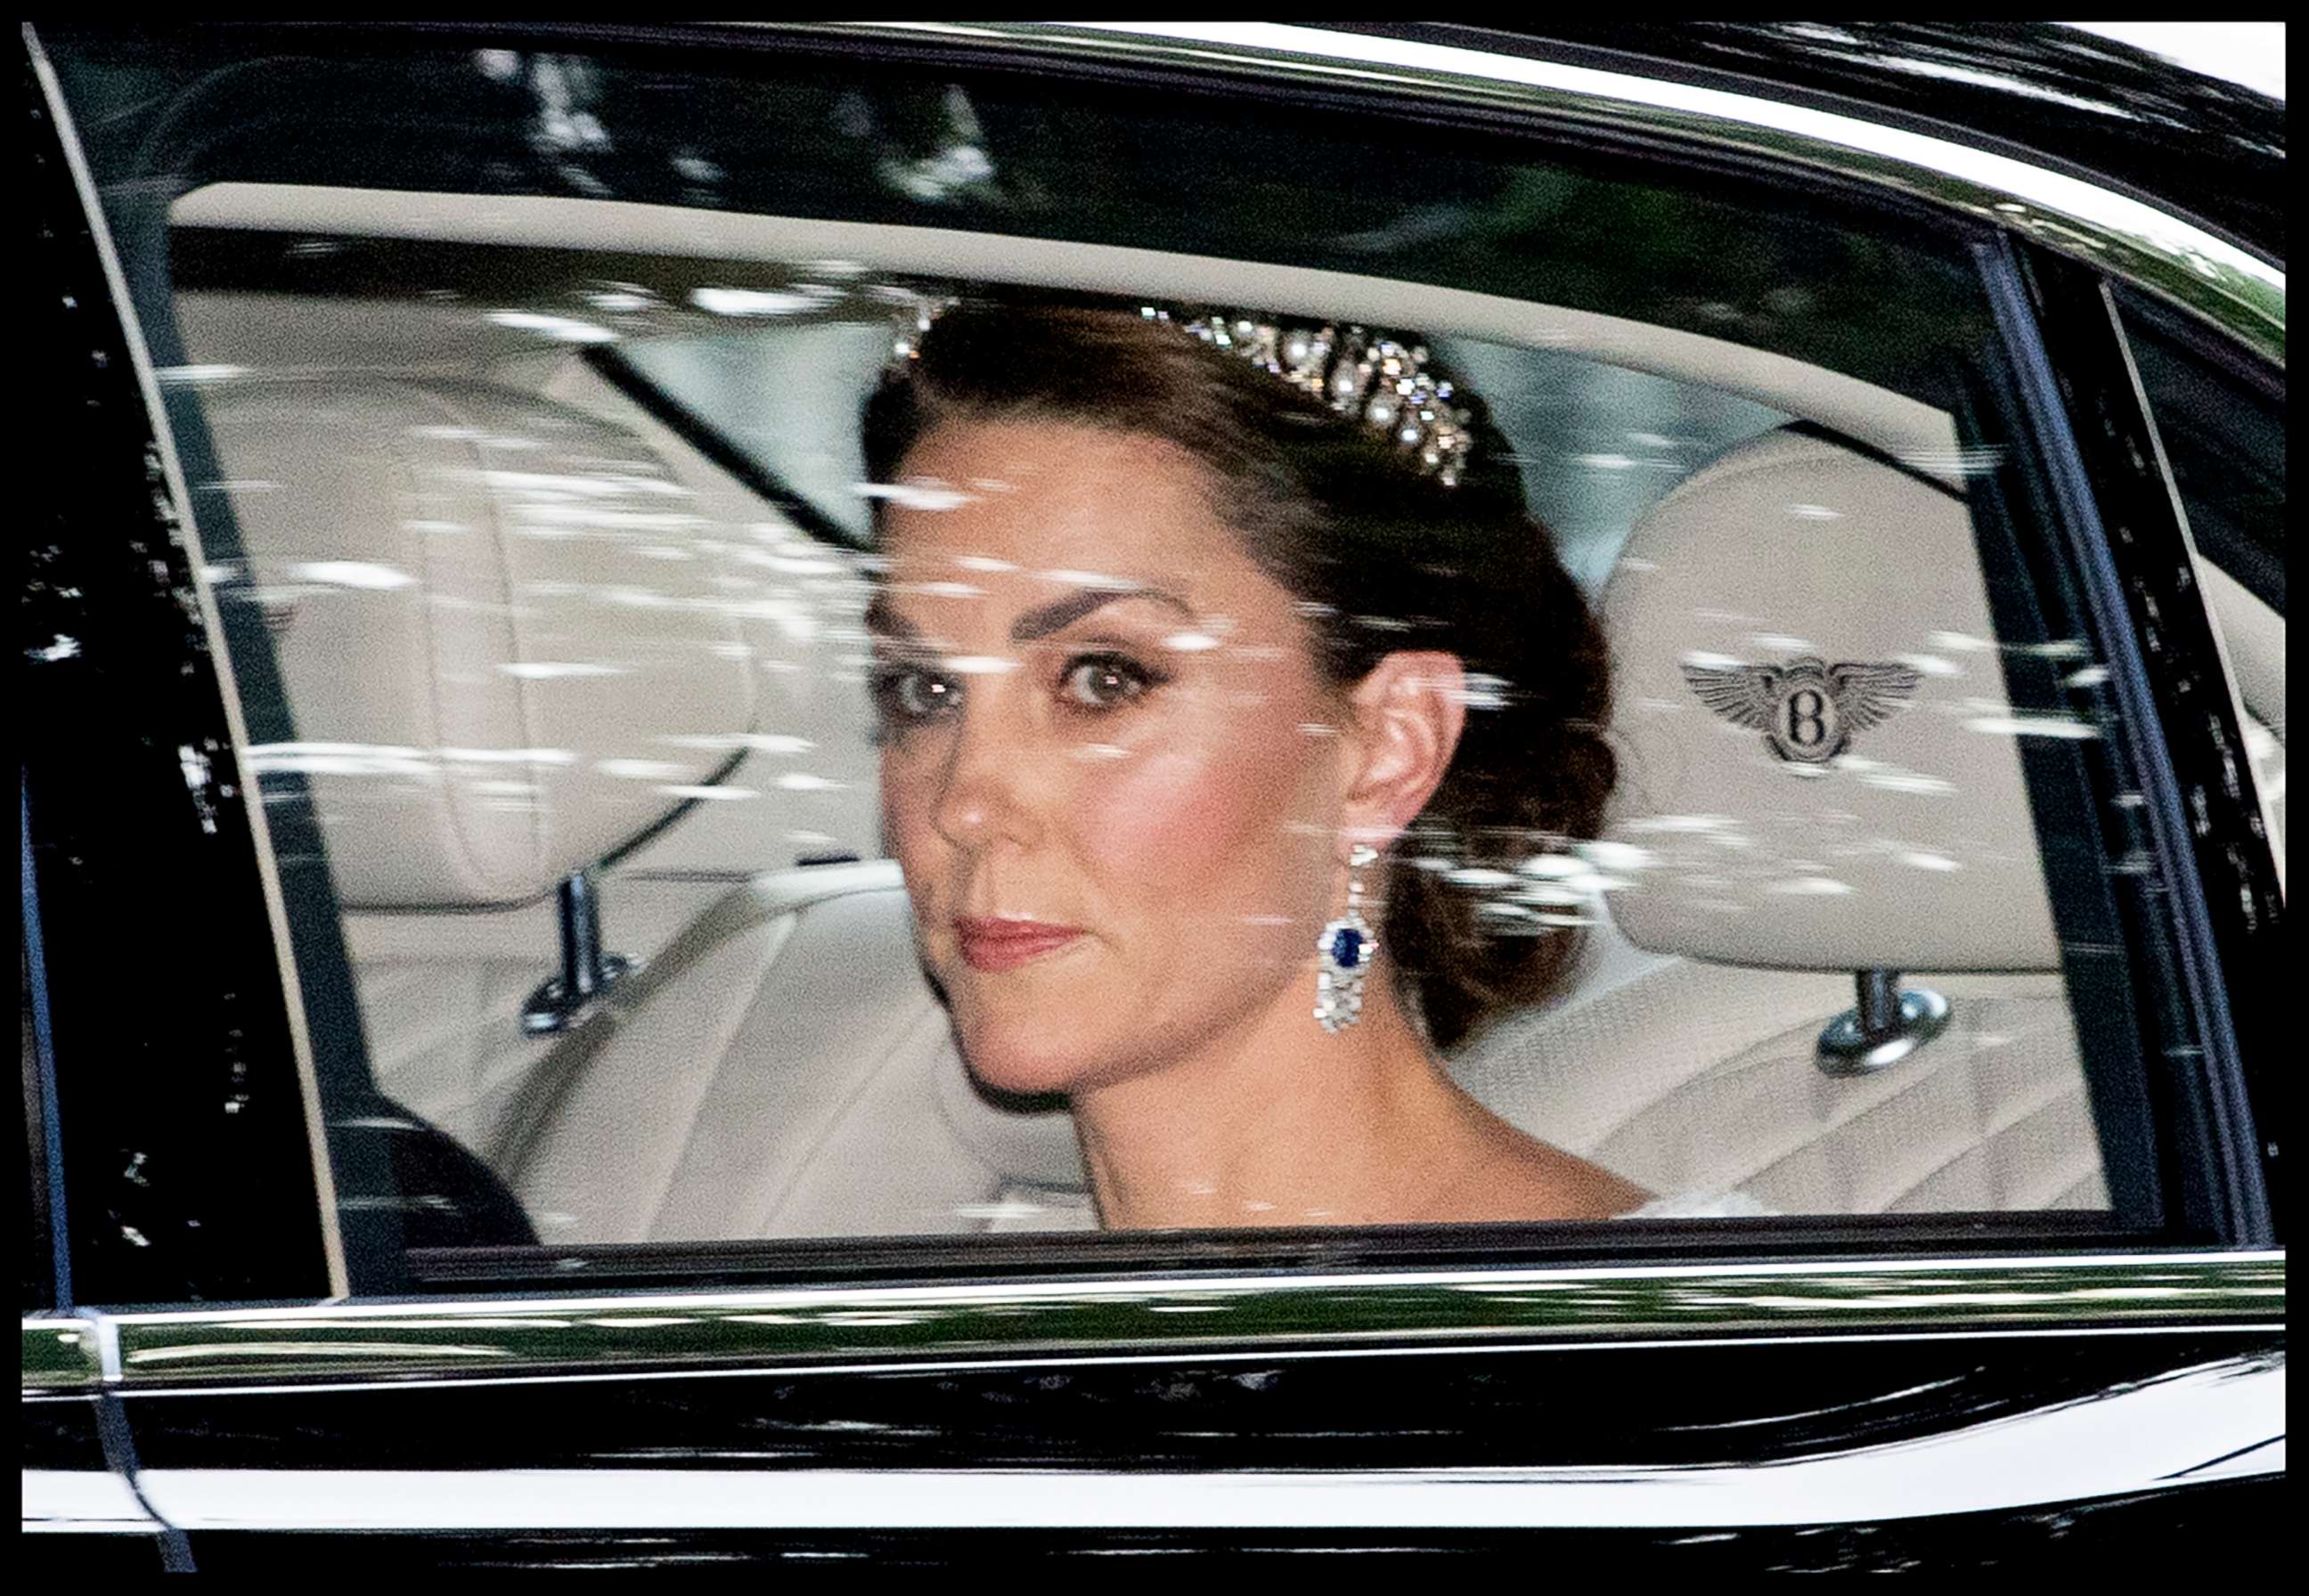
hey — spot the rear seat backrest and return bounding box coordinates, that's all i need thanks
[1455,428,2109,1213]
[202,377,776,1164]
[204,372,1089,1231]
[503,863,1086,1243]
[204,377,756,908]
[1600,428,2063,971]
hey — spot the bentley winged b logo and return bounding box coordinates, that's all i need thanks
[1682,655,1923,764]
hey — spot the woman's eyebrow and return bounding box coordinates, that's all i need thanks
[1010,585,1193,642]
[862,591,918,639]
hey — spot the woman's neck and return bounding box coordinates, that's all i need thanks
[1069,966,1490,1229]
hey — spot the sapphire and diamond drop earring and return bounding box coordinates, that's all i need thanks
[1315,843,1379,1034]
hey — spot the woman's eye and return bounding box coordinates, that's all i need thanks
[1059,654,1157,711]
[872,666,962,727]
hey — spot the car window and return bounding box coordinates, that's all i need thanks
[2115,290,2284,618]
[41,27,2212,1288]
[2112,287,2286,882]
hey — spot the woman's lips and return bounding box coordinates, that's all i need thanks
[954,916,1085,973]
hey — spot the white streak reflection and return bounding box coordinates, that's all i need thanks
[287,561,417,590]
[501,662,629,680]
[248,744,437,778]
[1966,713,2101,740]
[855,481,973,511]
[157,364,248,386]
[485,310,617,344]
[690,286,839,317]
[1895,654,1964,678]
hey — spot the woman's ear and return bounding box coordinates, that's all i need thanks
[1338,651,1467,851]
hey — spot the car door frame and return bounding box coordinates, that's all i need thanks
[21,19,2286,1569]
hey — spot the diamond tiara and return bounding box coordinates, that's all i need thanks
[887,297,1480,488]
[1151,308,1477,487]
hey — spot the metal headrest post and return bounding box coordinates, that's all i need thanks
[521,868,634,1035]
[1816,969,1949,1076]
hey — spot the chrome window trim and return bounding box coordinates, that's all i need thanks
[20,1316,104,1392]
[739,20,2283,366]
[55,1250,2286,1387]
[91,1324,2291,1403]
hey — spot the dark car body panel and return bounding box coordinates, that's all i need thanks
[1419,22,2284,267]
[156,1485,2284,1574]
[24,1395,110,1473]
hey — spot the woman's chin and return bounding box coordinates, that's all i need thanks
[953,1022,1102,1097]
[946,986,1138,1096]
[937,957,1118,1095]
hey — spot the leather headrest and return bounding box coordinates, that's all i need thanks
[1596,429,2062,972]
[202,378,756,908]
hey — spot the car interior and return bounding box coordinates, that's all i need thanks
[167,181,2288,1243]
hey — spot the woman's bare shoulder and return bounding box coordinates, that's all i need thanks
[1428,1108,1652,1223]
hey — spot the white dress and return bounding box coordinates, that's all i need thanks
[979,1185,1775,1229]
[1614,1191,1777,1219]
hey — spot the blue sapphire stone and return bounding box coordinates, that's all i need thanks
[1328,926,1366,970]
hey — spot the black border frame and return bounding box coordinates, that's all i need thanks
[20,19,2282,1309]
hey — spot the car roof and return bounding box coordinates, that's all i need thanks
[1364,22,2285,271]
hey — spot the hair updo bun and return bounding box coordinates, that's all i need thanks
[863,298,1616,1053]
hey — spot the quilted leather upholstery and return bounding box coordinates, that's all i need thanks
[1455,960,2106,1214]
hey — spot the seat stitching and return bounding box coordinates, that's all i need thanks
[1858,1079,2100,1211]
[1718,1046,2085,1207]
[1594,1024,1953,1180]
[2044,1167,2112,1210]
[1551,976,1856,1149]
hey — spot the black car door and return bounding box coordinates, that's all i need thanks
[23,20,2283,1570]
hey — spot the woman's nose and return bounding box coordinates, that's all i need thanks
[929,690,1042,851]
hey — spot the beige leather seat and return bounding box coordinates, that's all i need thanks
[202,376,819,1160]
[1455,428,2109,1213]
[502,861,1086,1242]
[196,371,1084,1236]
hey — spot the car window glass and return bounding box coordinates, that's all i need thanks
[2113,289,2285,875]
[2115,292,2284,617]
[42,28,2184,1284]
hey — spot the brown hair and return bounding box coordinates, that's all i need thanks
[863,299,1615,1052]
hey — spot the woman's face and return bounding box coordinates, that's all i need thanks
[871,419,1349,1095]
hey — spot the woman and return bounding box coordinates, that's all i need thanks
[861,299,1686,1229]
